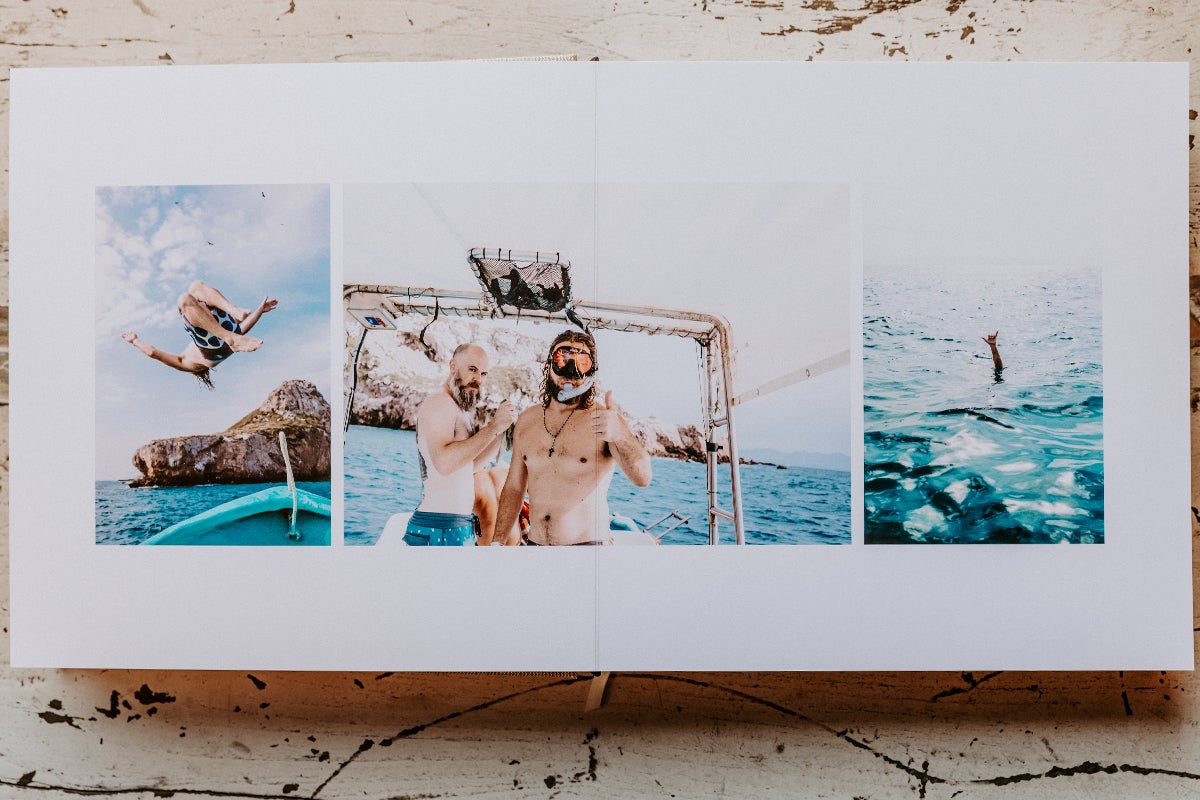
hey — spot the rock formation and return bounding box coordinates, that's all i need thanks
[345,317,715,462]
[628,417,720,463]
[130,379,331,487]
[345,317,544,432]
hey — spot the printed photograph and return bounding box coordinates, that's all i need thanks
[94,184,333,545]
[342,182,853,546]
[863,185,1104,544]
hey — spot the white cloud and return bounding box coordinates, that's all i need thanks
[137,204,161,232]
[150,206,206,254]
[158,244,203,286]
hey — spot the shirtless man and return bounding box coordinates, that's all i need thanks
[405,343,517,546]
[122,280,277,390]
[494,330,652,546]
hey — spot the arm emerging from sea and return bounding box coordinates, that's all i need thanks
[982,331,1004,371]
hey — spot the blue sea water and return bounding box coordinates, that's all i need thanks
[863,266,1103,544]
[96,481,333,545]
[343,425,850,545]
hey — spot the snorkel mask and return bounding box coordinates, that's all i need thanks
[550,344,596,402]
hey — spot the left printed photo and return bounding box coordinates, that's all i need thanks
[94,184,333,545]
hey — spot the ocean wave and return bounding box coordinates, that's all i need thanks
[930,407,1016,428]
[864,265,1104,547]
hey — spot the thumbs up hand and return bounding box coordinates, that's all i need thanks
[591,390,628,443]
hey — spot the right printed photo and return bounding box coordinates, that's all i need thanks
[863,184,1104,545]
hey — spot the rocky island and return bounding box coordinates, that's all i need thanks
[129,379,331,487]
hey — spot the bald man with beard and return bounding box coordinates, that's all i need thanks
[404,343,517,546]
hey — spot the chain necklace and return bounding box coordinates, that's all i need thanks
[543,405,577,457]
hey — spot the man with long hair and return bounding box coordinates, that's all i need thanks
[494,329,652,545]
[405,343,517,546]
[121,280,277,390]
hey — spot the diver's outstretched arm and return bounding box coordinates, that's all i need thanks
[122,332,197,374]
[238,296,278,335]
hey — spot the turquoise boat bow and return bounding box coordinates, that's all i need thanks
[142,485,331,546]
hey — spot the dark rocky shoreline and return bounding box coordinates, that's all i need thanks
[129,380,331,487]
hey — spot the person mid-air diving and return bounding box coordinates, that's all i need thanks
[122,280,277,390]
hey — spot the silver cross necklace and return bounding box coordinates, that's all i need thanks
[543,405,577,457]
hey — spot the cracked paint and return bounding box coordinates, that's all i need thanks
[760,0,926,35]
[134,684,177,705]
[12,673,1188,795]
[984,760,1200,786]
[95,690,121,719]
[37,709,81,729]
[931,671,1004,702]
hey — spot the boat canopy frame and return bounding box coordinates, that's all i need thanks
[344,283,747,545]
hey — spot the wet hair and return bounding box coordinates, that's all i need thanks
[193,367,215,391]
[540,329,598,408]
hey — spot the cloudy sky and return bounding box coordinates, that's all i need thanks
[95,184,331,480]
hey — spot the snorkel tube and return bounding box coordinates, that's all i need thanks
[556,375,595,403]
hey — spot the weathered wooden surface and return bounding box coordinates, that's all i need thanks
[2,1,1199,797]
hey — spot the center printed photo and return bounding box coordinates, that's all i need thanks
[342,182,855,548]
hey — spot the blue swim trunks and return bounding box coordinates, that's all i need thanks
[181,306,242,365]
[404,511,478,546]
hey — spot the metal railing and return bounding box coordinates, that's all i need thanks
[344,284,746,545]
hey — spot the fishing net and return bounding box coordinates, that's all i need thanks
[468,248,572,313]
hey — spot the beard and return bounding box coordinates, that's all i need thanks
[541,369,595,409]
[451,374,480,410]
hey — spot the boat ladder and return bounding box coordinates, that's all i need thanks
[643,510,690,543]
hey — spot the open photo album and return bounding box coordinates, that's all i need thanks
[8,61,1191,670]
